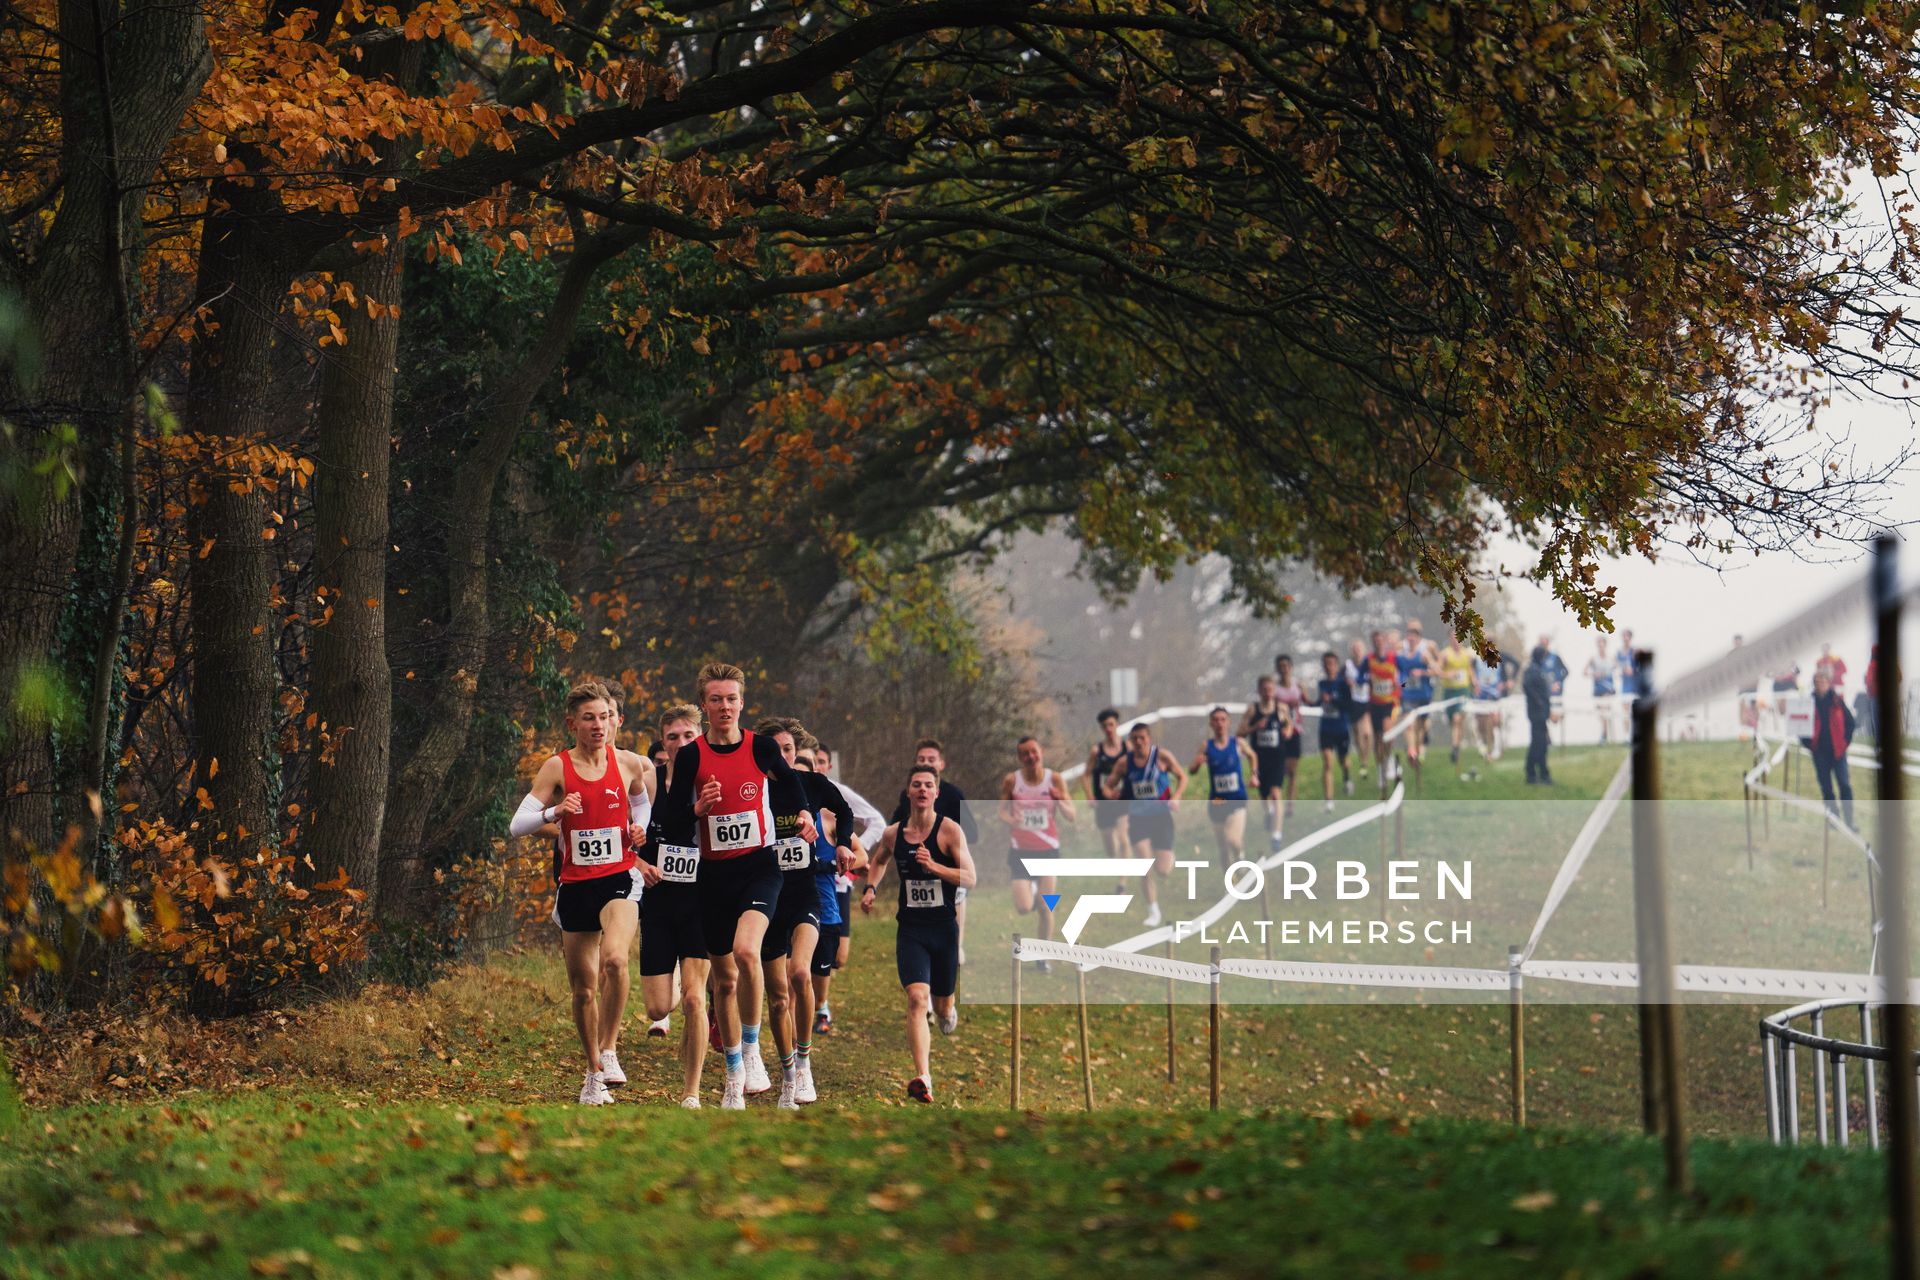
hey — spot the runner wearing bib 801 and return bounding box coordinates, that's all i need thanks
[1000,737,1077,957]
[862,764,977,1105]
[507,679,655,1107]
[658,662,816,1112]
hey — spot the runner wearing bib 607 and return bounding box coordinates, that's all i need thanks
[658,662,816,1111]
[1191,707,1257,893]
[638,702,710,1108]
[1000,737,1076,962]
[507,679,654,1107]
[863,765,977,1104]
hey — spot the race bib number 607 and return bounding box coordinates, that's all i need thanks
[707,810,763,851]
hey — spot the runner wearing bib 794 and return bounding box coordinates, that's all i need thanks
[1000,736,1076,959]
[507,679,654,1107]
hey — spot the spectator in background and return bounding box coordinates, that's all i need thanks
[1862,645,1882,740]
[1583,637,1617,744]
[1805,666,1857,830]
[1817,642,1848,688]
[1771,661,1802,694]
[1536,634,1568,694]
[1614,629,1639,698]
[1523,646,1556,786]
[1734,634,1760,735]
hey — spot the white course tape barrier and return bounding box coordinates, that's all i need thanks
[1220,957,1509,992]
[1014,935,1214,984]
[1521,960,1887,1003]
[1746,730,1873,858]
[1518,756,1632,964]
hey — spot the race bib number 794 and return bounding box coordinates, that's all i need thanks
[1018,806,1049,831]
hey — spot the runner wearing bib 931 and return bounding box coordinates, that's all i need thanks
[507,679,655,1107]
[863,764,977,1104]
[658,662,816,1111]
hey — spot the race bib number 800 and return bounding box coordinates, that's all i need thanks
[707,810,763,851]
[906,878,946,910]
[570,826,623,866]
[657,843,700,884]
[775,837,811,871]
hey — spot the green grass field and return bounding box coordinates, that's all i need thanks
[0,735,1900,1276]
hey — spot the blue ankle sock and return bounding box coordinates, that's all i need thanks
[725,1044,743,1072]
[742,1022,760,1047]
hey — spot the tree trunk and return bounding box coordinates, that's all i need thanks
[304,242,401,894]
[0,1,209,860]
[184,194,295,854]
[378,230,641,923]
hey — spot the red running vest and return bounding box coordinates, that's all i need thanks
[692,731,778,861]
[555,750,636,883]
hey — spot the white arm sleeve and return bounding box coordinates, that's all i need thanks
[509,792,552,838]
[629,792,652,830]
[838,782,886,847]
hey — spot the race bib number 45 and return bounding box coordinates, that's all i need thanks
[906,878,946,910]
[775,837,811,871]
[657,843,700,884]
[570,826,623,867]
[707,810,763,851]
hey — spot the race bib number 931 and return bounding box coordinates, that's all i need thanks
[570,826,623,867]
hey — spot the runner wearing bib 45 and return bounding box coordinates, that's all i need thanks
[1192,707,1257,892]
[1000,737,1077,958]
[863,764,977,1105]
[657,663,816,1112]
[507,679,655,1107]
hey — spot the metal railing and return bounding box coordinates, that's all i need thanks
[1763,998,1895,1149]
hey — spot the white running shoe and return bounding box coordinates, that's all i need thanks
[579,1071,613,1106]
[743,1049,772,1096]
[938,1009,958,1036]
[958,945,968,966]
[722,1074,746,1110]
[795,1060,817,1104]
[599,1049,626,1088]
[1345,778,1354,797]
[648,1017,670,1038]
[1143,902,1163,928]
[680,1094,701,1110]
[777,1074,799,1110]
[1323,799,1334,813]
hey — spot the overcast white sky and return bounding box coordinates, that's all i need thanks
[1491,390,1919,682]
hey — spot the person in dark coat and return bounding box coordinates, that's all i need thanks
[1805,666,1857,830]
[1522,646,1555,786]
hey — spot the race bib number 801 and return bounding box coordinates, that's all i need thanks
[707,810,763,851]
[657,843,700,884]
[906,878,946,910]
[570,826,623,866]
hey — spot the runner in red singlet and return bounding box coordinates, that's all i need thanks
[1000,736,1076,959]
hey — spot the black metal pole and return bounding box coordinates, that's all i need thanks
[1631,651,1689,1192]
[1875,536,1914,1280]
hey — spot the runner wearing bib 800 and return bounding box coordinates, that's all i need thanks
[862,765,977,1104]
[638,702,709,1109]
[508,679,655,1107]
[1000,737,1076,960]
[657,662,816,1111]
[1192,707,1257,890]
